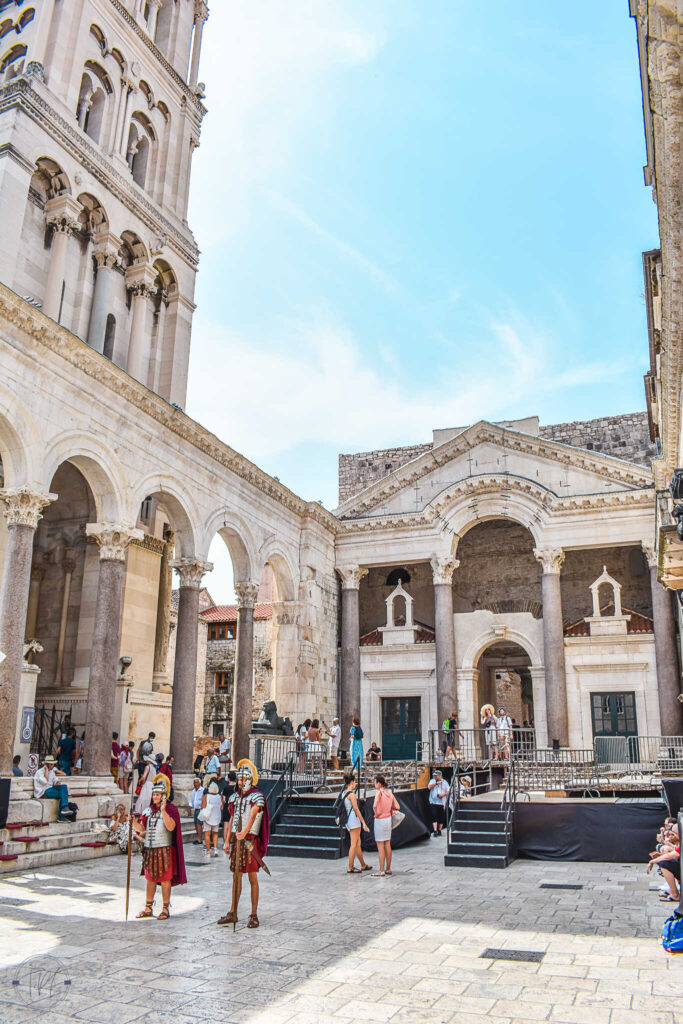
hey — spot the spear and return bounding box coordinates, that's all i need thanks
[125,759,136,921]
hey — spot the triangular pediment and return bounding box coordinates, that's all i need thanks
[335,421,653,520]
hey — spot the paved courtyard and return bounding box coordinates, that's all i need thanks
[0,838,680,1024]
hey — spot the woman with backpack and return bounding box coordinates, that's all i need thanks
[341,773,371,874]
[350,717,364,768]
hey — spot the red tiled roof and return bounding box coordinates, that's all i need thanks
[360,621,436,646]
[201,603,273,623]
[564,603,654,637]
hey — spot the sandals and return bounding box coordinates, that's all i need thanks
[217,911,237,925]
[157,903,170,920]
[247,914,259,929]
[361,865,373,872]
[347,868,361,874]
[660,894,677,902]
[371,871,386,877]
[136,902,154,918]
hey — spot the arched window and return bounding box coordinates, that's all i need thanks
[126,114,155,191]
[17,8,35,32]
[103,314,116,360]
[1,43,27,77]
[84,87,106,142]
[0,19,13,40]
[76,63,112,144]
[386,567,411,587]
[89,23,107,52]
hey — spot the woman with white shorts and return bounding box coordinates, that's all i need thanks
[372,775,400,876]
[342,773,371,874]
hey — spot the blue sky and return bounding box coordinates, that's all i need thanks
[185,0,659,599]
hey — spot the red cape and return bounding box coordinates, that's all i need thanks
[139,801,187,886]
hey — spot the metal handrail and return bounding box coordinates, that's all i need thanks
[429,726,536,762]
[267,754,295,831]
[501,756,516,845]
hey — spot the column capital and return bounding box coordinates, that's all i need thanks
[0,486,56,529]
[234,581,259,608]
[641,541,658,569]
[171,557,213,588]
[272,600,301,626]
[45,194,82,235]
[194,0,209,24]
[430,554,459,585]
[534,547,565,574]
[125,262,157,297]
[337,565,368,590]
[86,522,144,561]
[92,231,122,270]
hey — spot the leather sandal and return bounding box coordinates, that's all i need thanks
[247,914,259,928]
[136,902,154,918]
[217,911,237,925]
[157,903,170,920]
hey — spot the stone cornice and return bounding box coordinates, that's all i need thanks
[335,421,653,518]
[0,286,339,535]
[130,534,166,555]
[0,79,200,268]
[109,0,207,116]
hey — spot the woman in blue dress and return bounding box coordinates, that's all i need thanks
[350,717,364,767]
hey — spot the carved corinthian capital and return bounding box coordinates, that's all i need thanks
[234,581,259,608]
[641,542,658,570]
[430,554,459,585]
[337,565,368,590]
[0,486,56,529]
[272,600,301,626]
[44,194,82,236]
[533,547,565,574]
[171,557,213,589]
[87,523,144,561]
[194,0,209,23]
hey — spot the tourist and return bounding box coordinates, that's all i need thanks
[189,776,204,844]
[647,823,680,903]
[135,754,156,814]
[221,770,238,846]
[111,732,121,780]
[33,755,71,819]
[372,774,399,877]
[481,704,498,759]
[428,768,449,837]
[459,775,472,798]
[12,754,23,777]
[444,712,461,759]
[295,722,307,772]
[497,707,513,760]
[118,744,133,794]
[323,717,341,770]
[140,732,155,759]
[204,747,220,777]
[342,772,371,874]
[73,731,85,774]
[218,733,231,768]
[350,717,364,768]
[367,742,382,762]
[133,772,186,920]
[307,719,320,743]
[57,726,77,775]
[106,804,135,853]
[160,754,174,801]
[201,778,222,857]
[217,758,270,929]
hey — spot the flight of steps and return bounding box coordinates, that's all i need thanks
[268,796,343,859]
[1,777,122,874]
[444,802,514,869]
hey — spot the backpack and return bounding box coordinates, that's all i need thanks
[335,791,350,828]
[662,912,683,954]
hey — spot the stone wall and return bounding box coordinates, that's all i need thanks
[338,412,655,503]
[202,620,273,735]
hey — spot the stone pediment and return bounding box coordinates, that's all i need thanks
[335,421,653,520]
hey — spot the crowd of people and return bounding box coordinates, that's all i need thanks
[647,815,681,904]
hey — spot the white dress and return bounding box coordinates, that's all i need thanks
[134,766,154,814]
[202,792,222,829]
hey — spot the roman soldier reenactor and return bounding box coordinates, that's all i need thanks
[133,772,186,920]
[217,757,270,929]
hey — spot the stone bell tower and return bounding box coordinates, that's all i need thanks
[0,0,208,405]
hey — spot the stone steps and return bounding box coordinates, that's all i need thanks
[0,841,120,873]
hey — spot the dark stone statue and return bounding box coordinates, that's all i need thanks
[251,699,294,736]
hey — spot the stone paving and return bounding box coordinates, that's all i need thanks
[0,837,680,1024]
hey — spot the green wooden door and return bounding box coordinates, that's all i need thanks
[591,692,638,764]
[381,697,422,760]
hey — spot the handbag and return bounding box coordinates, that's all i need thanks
[391,810,405,830]
[198,803,211,824]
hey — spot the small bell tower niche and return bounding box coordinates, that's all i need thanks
[584,566,631,636]
[379,579,419,645]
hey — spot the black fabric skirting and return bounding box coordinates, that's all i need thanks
[515,799,667,862]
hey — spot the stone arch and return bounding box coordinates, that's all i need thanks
[0,42,26,76]
[76,192,109,234]
[120,229,148,265]
[41,432,127,522]
[126,111,156,190]
[202,508,257,583]
[76,61,114,144]
[0,388,38,486]
[461,627,542,672]
[129,473,200,558]
[32,156,71,199]
[429,475,549,553]
[259,545,297,602]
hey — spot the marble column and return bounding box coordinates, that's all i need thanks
[125,264,156,383]
[231,581,259,764]
[0,486,55,775]
[147,0,162,38]
[152,528,174,693]
[26,0,55,80]
[83,524,142,776]
[189,1,209,87]
[43,195,82,321]
[53,554,75,687]
[169,557,213,771]
[534,547,568,746]
[338,565,368,747]
[643,544,683,735]
[25,563,46,640]
[87,234,121,353]
[430,554,459,730]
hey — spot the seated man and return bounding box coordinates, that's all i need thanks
[647,823,680,903]
[366,742,382,762]
[33,755,71,820]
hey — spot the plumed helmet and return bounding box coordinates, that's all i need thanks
[236,758,258,787]
[151,772,171,798]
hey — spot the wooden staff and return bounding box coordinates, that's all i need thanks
[125,759,136,921]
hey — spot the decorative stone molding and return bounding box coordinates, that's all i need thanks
[0,486,56,528]
[86,522,144,561]
[337,565,368,590]
[125,262,156,298]
[44,194,82,235]
[272,601,301,626]
[30,563,47,582]
[430,554,459,585]
[171,557,213,589]
[234,581,259,608]
[641,541,658,569]
[533,547,565,574]
[92,232,122,271]
[130,534,166,556]
[194,0,209,22]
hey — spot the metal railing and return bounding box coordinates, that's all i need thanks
[515,748,600,797]
[29,705,73,761]
[266,754,295,831]
[251,735,329,792]
[446,759,494,833]
[595,735,683,775]
[429,727,536,762]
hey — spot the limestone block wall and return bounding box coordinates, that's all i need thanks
[359,562,434,635]
[338,443,432,503]
[119,540,163,692]
[201,620,273,735]
[454,521,541,615]
[561,545,652,622]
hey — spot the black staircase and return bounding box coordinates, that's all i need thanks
[445,802,513,868]
[268,796,343,859]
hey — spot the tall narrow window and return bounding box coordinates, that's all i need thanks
[103,314,115,360]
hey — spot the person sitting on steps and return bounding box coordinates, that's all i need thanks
[33,755,72,820]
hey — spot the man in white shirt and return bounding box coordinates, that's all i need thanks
[323,718,341,770]
[189,776,205,844]
[496,707,513,759]
[218,734,231,767]
[427,769,449,837]
[33,756,71,819]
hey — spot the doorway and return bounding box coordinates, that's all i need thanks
[591,692,638,764]
[381,697,421,760]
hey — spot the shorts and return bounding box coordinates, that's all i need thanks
[329,745,339,757]
[346,810,361,831]
[430,804,445,826]
[203,822,219,833]
[660,858,681,881]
